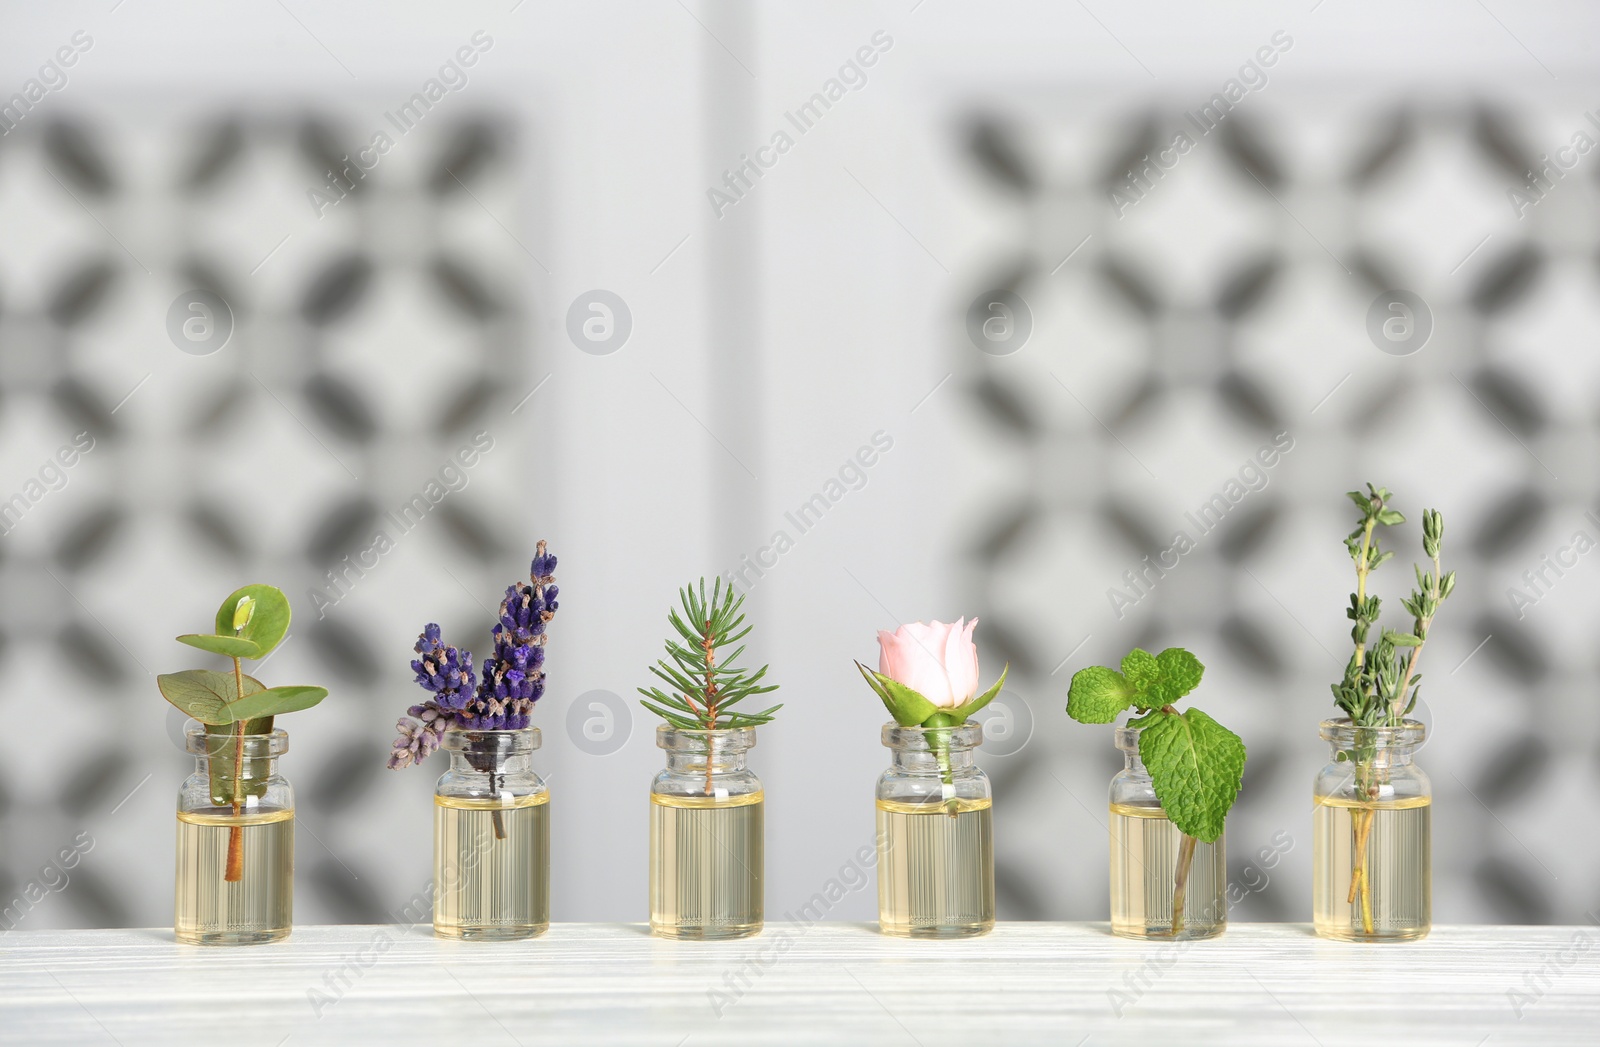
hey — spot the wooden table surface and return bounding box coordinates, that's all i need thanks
[2,923,1595,1045]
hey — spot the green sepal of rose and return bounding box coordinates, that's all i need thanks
[1065,646,1244,844]
[855,661,1009,728]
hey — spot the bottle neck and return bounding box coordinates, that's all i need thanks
[658,726,754,776]
[1114,725,1148,778]
[1320,719,1424,768]
[188,727,287,778]
[882,722,982,776]
[444,728,540,779]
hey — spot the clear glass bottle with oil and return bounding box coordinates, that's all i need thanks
[1109,726,1227,940]
[649,725,763,940]
[876,722,995,939]
[434,728,550,940]
[1313,718,1430,942]
[175,724,294,946]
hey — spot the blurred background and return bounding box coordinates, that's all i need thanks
[1,0,1598,932]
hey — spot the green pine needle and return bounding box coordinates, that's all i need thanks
[638,577,782,729]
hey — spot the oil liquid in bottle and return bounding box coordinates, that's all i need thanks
[433,792,551,940]
[649,791,763,940]
[174,806,294,945]
[1109,802,1226,940]
[1313,794,1431,941]
[875,797,994,938]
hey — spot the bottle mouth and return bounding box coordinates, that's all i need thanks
[881,721,982,751]
[656,724,756,753]
[443,727,542,757]
[185,725,289,758]
[1319,717,1425,749]
[1113,725,1141,752]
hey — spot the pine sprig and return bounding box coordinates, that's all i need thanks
[638,578,781,729]
[1332,485,1454,728]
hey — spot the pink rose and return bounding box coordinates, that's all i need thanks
[877,618,981,709]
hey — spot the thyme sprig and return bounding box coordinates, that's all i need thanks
[1332,485,1455,728]
[1329,484,1454,935]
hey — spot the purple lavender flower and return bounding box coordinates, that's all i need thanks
[387,542,560,767]
[461,541,560,731]
[387,704,449,769]
[411,623,476,712]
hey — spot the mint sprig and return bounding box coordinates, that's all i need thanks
[1066,646,1245,844]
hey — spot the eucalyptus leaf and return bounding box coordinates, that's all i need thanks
[226,685,329,722]
[176,633,263,659]
[214,584,292,658]
[157,669,266,724]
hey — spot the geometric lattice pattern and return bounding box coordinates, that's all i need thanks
[0,110,530,928]
[954,100,1600,924]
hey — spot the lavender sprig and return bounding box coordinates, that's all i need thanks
[462,552,558,730]
[386,542,560,769]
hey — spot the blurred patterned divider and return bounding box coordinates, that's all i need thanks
[953,97,1600,923]
[0,108,530,927]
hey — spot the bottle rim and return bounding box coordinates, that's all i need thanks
[184,724,289,757]
[655,724,757,751]
[1318,717,1426,748]
[442,726,542,756]
[881,720,983,750]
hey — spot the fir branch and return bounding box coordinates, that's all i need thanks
[637,578,781,730]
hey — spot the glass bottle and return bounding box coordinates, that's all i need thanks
[649,726,763,940]
[175,725,294,945]
[1109,726,1227,940]
[1313,718,1430,942]
[434,728,550,940]
[875,722,995,938]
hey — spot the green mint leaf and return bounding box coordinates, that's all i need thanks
[1149,647,1204,704]
[1120,648,1160,706]
[1066,666,1134,723]
[1138,708,1246,844]
[1125,708,1159,730]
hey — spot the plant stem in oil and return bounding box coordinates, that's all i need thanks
[875,797,994,939]
[175,807,293,945]
[1313,794,1430,941]
[433,792,550,940]
[649,791,763,940]
[1109,803,1226,940]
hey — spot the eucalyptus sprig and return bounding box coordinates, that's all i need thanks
[1332,484,1455,729]
[158,585,328,882]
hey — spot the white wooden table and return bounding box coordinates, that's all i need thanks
[2,923,1594,1045]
